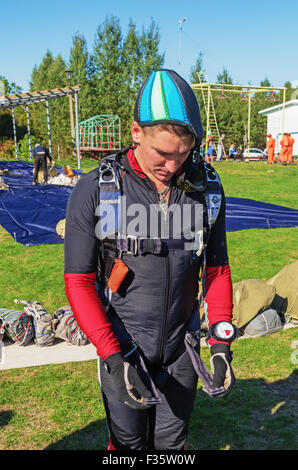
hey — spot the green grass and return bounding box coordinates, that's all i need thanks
[0,157,297,450]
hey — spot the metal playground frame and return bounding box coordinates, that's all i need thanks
[191,74,287,159]
[0,85,82,169]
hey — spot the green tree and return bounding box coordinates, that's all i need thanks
[120,18,164,144]
[29,52,71,158]
[0,75,25,142]
[91,16,123,116]
[189,51,205,84]
[216,67,233,85]
[68,33,93,121]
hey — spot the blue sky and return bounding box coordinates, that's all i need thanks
[1,0,297,92]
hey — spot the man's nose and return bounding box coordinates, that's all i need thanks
[165,159,179,173]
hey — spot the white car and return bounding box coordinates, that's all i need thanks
[243,148,265,161]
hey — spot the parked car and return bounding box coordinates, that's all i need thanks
[243,148,265,161]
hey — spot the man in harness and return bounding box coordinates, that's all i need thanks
[32,143,52,185]
[64,69,237,450]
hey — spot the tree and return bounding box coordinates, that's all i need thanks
[139,19,164,81]
[216,67,233,85]
[91,16,123,116]
[68,33,93,121]
[90,16,164,146]
[29,52,71,158]
[120,18,164,144]
[189,51,205,84]
[0,75,24,141]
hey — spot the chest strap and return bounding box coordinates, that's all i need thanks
[116,236,194,256]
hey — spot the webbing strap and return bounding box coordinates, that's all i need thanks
[184,331,225,398]
[116,236,193,255]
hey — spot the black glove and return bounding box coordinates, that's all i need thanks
[103,352,155,410]
[210,343,235,398]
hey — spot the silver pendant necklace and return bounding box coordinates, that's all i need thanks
[157,185,170,216]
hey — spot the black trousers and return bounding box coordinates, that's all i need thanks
[33,155,48,183]
[98,351,198,450]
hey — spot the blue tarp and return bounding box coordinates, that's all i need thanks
[0,160,297,246]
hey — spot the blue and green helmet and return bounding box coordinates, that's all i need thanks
[134,69,203,144]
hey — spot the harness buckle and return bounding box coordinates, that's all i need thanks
[126,235,138,256]
[98,162,120,189]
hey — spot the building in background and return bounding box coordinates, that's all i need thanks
[259,100,298,156]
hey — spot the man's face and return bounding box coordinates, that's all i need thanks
[131,122,194,186]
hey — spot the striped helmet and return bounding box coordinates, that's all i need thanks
[134,69,203,144]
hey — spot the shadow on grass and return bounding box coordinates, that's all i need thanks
[188,369,298,450]
[44,418,108,450]
[43,370,297,451]
[0,410,15,428]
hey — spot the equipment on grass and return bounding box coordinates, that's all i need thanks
[56,219,66,239]
[53,306,89,346]
[242,308,283,338]
[0,308,34,346]
[14,299,56,347]
[0,176,9,190]
[267,261,298,322]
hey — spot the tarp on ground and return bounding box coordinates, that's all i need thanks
[0,160,298,246]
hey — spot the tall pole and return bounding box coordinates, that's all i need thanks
[68,93,75,157]
[281,88,286,134]
[247,92,251,160]
[11,108,18,160]
[66,70,76,158]
[45,99,52,159]
[206,85,211,151]
[25,106,32,161]
[178,18,186,69]
[74,91,81,170]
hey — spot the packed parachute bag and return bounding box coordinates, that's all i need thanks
[0,176,9,190]
[56,219,65,239]
[0,307,34,346]
[231,279,287,338]
[266,261,298,324]
[53,306,89,346]
[14,299,56,347]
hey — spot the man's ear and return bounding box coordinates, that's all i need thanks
[131,121,142,144]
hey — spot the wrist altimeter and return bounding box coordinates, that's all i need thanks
[209,321,238,343]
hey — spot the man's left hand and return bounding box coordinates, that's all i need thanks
[210,343,235,398]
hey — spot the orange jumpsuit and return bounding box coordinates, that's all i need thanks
[279,134,289,163]
[266,137,276,164]
[286,135,295,163]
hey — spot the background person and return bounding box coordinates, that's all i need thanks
[205,134,215,164]
[216,134,225,162]
[266,134,276,164]
[286,133,295,164]
[279,133,289,166]
[32,143,52,185]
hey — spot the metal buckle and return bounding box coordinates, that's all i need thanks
[98,162,120,189]
[126,235,138,255]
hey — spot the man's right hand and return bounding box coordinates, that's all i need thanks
[103,352,155,410]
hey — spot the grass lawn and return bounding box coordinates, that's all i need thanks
[0,157,297,450]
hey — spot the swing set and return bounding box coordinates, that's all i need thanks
[191,75,287,159]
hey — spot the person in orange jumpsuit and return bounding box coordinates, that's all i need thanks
[286,133,295,164]
[266,134,276,164]
[279,133,289,165]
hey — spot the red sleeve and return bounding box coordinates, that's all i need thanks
[64,272,121,359]
[204,265,233,347]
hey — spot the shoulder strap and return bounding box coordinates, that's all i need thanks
[202,162,222,229]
